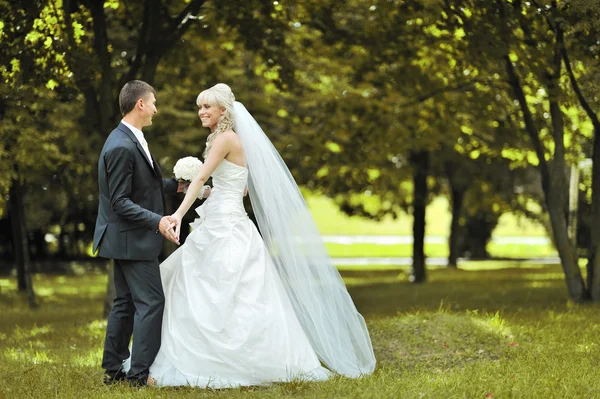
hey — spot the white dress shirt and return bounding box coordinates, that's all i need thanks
[121,119,153,168]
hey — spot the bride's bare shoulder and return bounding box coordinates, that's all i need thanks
[221,129,240,142]
[213,130,241,153]
[213,129,237,142]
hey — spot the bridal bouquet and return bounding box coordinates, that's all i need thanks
[173,156,203,182]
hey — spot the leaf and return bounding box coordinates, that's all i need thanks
[103,0,119,10]
[220,42,235,51]
[325,142,342,153]
[72,22,85,44]
[45,79,58,90]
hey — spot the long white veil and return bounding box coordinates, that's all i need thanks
[233,101,376,377]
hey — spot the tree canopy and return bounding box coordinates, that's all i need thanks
[3,0,600,300]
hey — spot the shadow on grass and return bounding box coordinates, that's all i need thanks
[369,309,516,371]
[343,264,572,319]
[340,264,594,374]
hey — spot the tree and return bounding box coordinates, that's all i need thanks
[0,0,82,306]
[295,0,523,280]
[1,0,298,311]
[543,0,600,300]
[440,0,598,300]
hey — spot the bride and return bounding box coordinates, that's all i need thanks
[140,83,375,387]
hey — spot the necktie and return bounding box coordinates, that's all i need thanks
[139,136,153,167]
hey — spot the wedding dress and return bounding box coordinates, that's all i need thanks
[123,102,375,387]
[147,158,331,387]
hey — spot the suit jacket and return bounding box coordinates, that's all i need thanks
[93,122,178,260]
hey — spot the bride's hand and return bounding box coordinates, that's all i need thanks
[171,213,183,241]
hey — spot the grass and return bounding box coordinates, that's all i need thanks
[2,263,600,398]
[325,242,557,258]
[308,195,548,237]
[308,194,555,258]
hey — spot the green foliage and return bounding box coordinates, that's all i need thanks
[0,1,85,229]
[0,0,298,245]
[2,0,600,261]
[442,0,593,164]
[0,1,76,88]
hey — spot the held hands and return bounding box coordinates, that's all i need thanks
[182,184,211,199]
[158,215,180,245]
[171,213,183,241]
[177,181,190,193]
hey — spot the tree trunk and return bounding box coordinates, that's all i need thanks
[558,15,600,301]
[503,43,585,301]
[8,181,25,290]
[545,22,586,301]
[446,162,469,268]
[58,229,68,258]
[141,53,161,84]
[31,230,47,260]
[69,230,78,256]
[460,211,497,259]
[87,0,115,134]
[589,133,600,299]
[448,186,464,268]
[568,164,580,248]
[410,150,429,283]
[547,189,584,298]
[8,177,36,307]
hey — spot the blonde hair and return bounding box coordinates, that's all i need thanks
[196,83,235,158]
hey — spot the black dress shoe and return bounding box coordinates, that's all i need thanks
[103,369,127,385]
[128,375,149,387]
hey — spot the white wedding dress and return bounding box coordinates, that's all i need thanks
[148,159,331,387]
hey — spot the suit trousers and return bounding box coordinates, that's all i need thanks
[101,258,165,383]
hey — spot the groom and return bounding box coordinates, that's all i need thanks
[93,80,185,386]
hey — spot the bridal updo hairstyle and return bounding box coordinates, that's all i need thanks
[197,83,235,159]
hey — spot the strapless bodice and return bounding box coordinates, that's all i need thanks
[191,159,248,228]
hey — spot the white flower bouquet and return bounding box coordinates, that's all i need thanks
[173,156,203,182]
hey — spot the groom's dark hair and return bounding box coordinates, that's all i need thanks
[119,80,156,116]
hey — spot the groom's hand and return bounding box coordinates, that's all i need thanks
[158,216,179,245]
[177,181,190,193]
[172,214,183,241]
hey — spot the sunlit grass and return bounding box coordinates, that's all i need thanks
[308,195,548,237]
[309,192,555,258]
[3,264,600,398]
[326,242,557,258]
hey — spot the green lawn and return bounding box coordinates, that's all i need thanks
[307,194,555,258]
[308,195,548,237]
[325,242,557,259]
[2,264,600,398]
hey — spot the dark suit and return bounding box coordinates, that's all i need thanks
[93,122,177,384]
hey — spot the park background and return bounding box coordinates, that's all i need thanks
[3,0,600,397]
